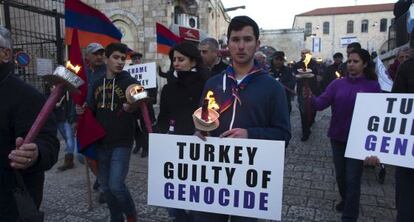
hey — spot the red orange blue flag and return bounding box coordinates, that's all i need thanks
[68,29,105,158]
[156,22,183,55]
[65,0,122,47]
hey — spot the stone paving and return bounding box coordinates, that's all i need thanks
[41,104,397,222]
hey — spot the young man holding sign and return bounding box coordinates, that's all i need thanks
[193,15,291,222]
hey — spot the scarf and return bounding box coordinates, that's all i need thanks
[220,61,263,113]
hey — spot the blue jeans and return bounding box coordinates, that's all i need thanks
[191,211,257,222]
[97,147,136,222]
[57,121,75,154]
[395,166,414,222]
[330,139,363,222]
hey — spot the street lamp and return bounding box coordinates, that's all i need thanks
[224,5,246,12]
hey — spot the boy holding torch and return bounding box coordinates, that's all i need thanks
[193,16,291,222]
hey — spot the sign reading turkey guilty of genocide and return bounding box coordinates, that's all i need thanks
[148,134,285,220]
[346,93,414,169]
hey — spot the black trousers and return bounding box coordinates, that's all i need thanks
[395,167,414,222]
[298,95,315,136]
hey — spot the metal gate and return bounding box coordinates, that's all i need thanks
[0,0,64,92]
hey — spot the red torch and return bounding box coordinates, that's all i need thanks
[125,84,153,133]
[23,62,84,144]
[193,91,220,135]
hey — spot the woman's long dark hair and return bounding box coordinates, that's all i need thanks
[169,41,205,71]
[349,48,377,80]
[168,41,210,81]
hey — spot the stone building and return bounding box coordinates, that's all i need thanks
[293,3,394,60]
[82,0,230,101]
[84,0,230,63]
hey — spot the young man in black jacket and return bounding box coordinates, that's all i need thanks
[0,26,59,221]
[77,42,139,222]
[321,52,343,92]
[270,51,296,114]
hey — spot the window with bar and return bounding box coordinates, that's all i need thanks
[361,19,369,33]
[323,21,329,35]
[347,20,354,33]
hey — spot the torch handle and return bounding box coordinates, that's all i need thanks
[138,102,153,133]
[23,83,65,144]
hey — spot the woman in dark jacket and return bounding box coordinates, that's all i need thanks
[156,42,209,135]
[155,41,209,222]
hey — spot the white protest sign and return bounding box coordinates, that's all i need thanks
[36,58,53,76]
[345,93,414,169]
[123,62,156,89]
[375,57,393,92]
[148,134,285,220]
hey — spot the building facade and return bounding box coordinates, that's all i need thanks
[84,0,230,62]
[293,3,394,60]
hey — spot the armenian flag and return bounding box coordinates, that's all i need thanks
[68,29,105,160]
[156,22,183,55]
[65,0,122,47]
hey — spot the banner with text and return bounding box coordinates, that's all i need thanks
[123,62,156,89]
[345,93,414,169]
[148,134,285,220]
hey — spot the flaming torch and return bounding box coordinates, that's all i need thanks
[23,62,84,144]
[335,71,341,79]
[193,91,220,135]
[125,84,153,133]
[296,53,315,124]
[297,53,315,77]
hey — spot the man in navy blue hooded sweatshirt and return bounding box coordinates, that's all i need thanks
[192,15,291,222]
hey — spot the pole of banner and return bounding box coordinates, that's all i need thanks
[66,42,93,209]
[84,155,93,210]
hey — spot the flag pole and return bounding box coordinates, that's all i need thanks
[85,157,93,210]
[67,32,94,210]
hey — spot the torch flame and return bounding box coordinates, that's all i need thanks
[335,71,341,79]
[205,91,219,111]
[303,53,312,71]
[130,85,144,96]
[65,61,81,74]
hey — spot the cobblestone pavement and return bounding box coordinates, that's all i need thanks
[41,104,396,222]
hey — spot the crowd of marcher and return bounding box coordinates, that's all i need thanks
[0,9,413,222]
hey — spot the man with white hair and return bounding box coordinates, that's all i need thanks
[254,51,266,64]
[0,26,59,221]
[199,37,227,76]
